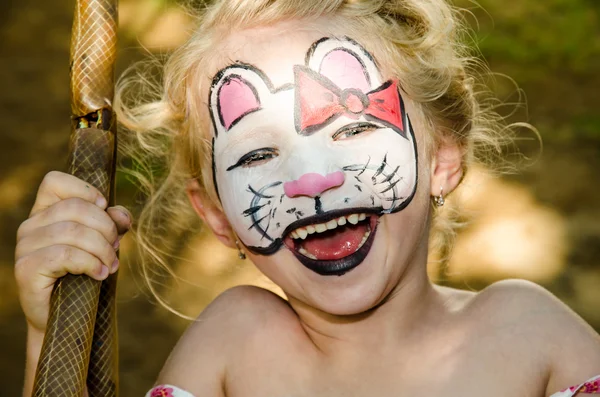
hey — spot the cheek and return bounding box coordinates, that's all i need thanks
[246,248,301,286]
[379,192,432,266]
[415,135,433,196]
[211,108,422,253]
[402,105,434,179]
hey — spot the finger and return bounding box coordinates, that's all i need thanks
[15,245,110,289]
[31,171,107,216]
[16,221,117,270]
[106,205,132,236]
[18,198,119,245]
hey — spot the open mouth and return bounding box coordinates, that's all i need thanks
[283,210,378,276]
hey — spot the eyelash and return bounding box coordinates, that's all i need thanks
[332,122,379,140]
[226,123,377,171]
[227,148,279,171]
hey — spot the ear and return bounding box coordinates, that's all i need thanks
[209,63,273,137]
[430,137,464,198]
[305,36,383,90]
[186,179,236,249]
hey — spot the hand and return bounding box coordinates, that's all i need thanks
[14,171,131,333]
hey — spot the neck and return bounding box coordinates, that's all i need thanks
[287,238,442,359]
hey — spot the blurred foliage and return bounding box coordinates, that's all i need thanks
[454,0,600,144]
[465,0,600,73]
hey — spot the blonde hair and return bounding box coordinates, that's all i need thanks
[115,0,524,306]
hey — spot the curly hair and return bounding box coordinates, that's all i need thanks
[114,0,526,309]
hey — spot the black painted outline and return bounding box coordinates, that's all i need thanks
[210,38,418,258]
[314,196,323,214]
[245,181,283,243]
[319,47,371,87]
[244,111,419,255]
[209,62,293,201]
[363,81,408,139]
[304,36,381,74]
[211,137,221,202]
[216,74,262,131]
[293,65,343,135]
[209,61,293,139]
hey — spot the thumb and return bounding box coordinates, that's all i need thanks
[106,205,132,236]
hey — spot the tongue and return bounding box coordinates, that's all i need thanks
[299,223,368,260]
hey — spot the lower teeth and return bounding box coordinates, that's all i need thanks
[359,230,371,246]
[298,247,317,260]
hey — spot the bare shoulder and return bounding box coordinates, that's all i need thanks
[155,285,296,395]
[469,279,599,340]
[471,279,595,329]
[435,279,566,328]
[473,278,567,313]
[467,279,600,394]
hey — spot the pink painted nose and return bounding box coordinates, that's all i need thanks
[283,171,345,198]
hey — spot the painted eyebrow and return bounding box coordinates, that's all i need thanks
[226,147,278,171]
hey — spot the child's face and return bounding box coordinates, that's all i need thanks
[203,25,440,315]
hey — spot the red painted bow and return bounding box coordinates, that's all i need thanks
[294,66,405,137]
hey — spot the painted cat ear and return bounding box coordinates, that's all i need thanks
[209,64,273,136]
[305,37,383,90]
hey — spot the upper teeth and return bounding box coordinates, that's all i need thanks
[289,213,368,240]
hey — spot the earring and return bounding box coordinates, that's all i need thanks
[235,240,246,260]
[434,187,445,207]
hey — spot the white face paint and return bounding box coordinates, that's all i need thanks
[209,37,418,260]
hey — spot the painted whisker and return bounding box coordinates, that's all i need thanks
[248,214,269,231]
[248,184,278,199]
[246,181,283,243]
[372,153,388,179]
[209,37,418,257]
[243,204,266,217]
[379,166,400,184]
[358,156,371,176]
[379,177,402,194]
[342,154,404,208]
[260,209,273,241]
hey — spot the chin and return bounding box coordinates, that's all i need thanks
[249,208,423,316]
[306,237,396,316]
[306,281,388,316]
[268,217,397,316]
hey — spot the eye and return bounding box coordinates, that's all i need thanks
[227,148,279,171]
[332,122,379,141]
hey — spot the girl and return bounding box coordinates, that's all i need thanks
[15,0,600,396]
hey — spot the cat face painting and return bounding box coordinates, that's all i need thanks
[209,37,418,276]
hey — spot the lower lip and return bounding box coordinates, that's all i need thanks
[290,216,378,276]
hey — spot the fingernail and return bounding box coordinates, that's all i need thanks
[123,212,132,228]
[99,265,109,279]
[96,196,107,208]
[111,258,119,273]
[113,239,120,250]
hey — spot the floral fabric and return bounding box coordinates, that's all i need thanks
[145,384,195,397]
[146,375,600,397]
[549,375,600,397]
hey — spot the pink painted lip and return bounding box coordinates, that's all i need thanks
[283,171,345,198]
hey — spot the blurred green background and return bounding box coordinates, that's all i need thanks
[1,0,599,395]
